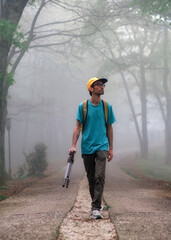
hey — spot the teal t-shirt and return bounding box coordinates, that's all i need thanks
[76,100,116,154]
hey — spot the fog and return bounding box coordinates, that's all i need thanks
[4,1,170,174]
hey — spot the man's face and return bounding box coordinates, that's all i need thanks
[91,80,105,96]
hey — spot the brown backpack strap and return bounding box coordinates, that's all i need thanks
[102,100,108,125]
[83,100,88,124]
[82,100,88,133]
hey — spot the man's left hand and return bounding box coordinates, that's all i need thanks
[108,149,113,162]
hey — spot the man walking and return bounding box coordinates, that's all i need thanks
[69,77,116,219]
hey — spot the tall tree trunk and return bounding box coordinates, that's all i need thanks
[140,51,148,159]
[0,19,12,182]
[119,70,143,152]
[0,0,29,183]
[163,27,171,164]
[0,84,8,181]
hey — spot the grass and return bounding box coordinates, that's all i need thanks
[0,195,8,201]
[0,186,9,190]
[120,167,140,179]
[120,148,171,183]
[137,149,171,182]
[0,186,9,201]
[103,197,112,211]
[138,159,171,182]
[103,204,112,211]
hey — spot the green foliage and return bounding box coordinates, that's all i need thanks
[6,73,15,86]
[24,143,48,177]
[0,195,8,201]
[103,204,111,211]
[0,19,26,49]
[15,166,25,179]
[121,167,140,179]
[13,28,26,49]
[138,160,171,182]
[29,0,37,4]
[0,186,9,190]
[0,19,16,44]
[138,149,171,181]
[0,72,15,87]
[13,163,27,179]
[130,0,171,22]
[28,0,41,6]
[0,20,28,89]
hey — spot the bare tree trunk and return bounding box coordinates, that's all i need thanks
[163,27,171,164]
[0,29,12,182]
[140,51,148,159]
[0,84,8,180]
[119,70,143,152]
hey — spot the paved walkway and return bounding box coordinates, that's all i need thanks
[0,154,171,240]
[59,176,118,240]
[0,162,84,240]
[104,157,171,240]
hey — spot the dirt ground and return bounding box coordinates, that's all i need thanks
[0,153,171,240]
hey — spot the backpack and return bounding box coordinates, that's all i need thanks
[81,99,108,133]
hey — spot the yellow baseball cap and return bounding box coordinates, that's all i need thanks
[87,77,108,90]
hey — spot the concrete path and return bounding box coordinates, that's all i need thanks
[104,155,171,240]
[0,160,84,240]
[59,176,118,240]
[0,153,171,240]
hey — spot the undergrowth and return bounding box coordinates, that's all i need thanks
[138,155,171,182]
[121,167,140,179]
[122,148,171,182]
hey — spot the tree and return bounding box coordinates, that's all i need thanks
[0,0,29,183]
[0,0,72,183]
[0,0,98,184]
[131,0,171,163]
[79,0,163,159]
[162,28,171,164]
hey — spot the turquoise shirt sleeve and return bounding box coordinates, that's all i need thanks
[107,103,116,125]
[76,102,83,123]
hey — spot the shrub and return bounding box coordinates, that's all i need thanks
[16,165,25,179]
[24,143,48,177]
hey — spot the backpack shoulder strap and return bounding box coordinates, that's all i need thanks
[82,100,88,133]
[102,100,108,125]
[83,100,88,124]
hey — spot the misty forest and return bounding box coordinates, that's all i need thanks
[1,0,171,182]
[0,0,171,239]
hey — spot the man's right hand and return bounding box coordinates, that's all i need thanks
[68,147,77,154]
